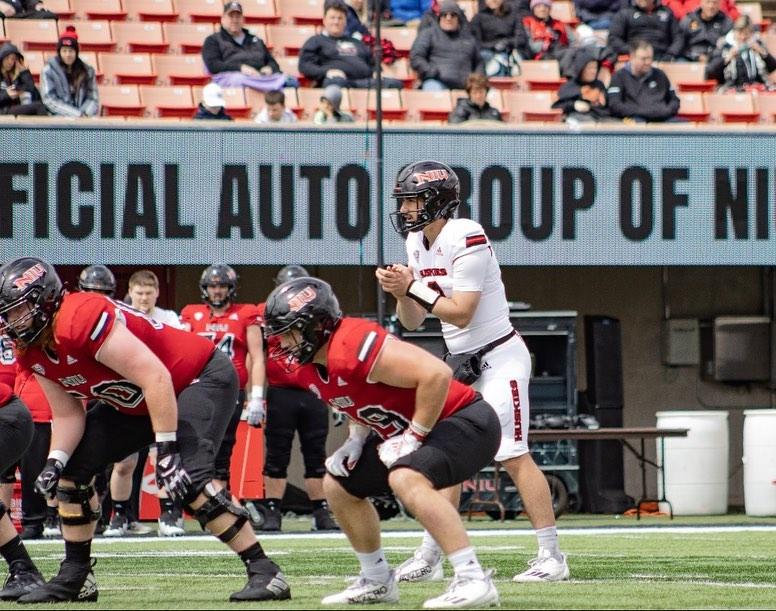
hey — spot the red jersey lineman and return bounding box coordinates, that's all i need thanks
[262,277,501,608]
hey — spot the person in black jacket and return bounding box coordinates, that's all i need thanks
[300,1,402,88]
[552,47,611,123]
[202,2,287,92]
[679,0,732,61]
[470,0,526,76]
[0,0,56,18]
[573,0,623,30]
[410,0,482,90]
[193,83,234,121]
[448,73,503,123]
[607,40,680,122]
[0,43,47,116]
[705,15,776,91]
[608,0,684,60]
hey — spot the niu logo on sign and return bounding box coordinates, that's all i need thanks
[288,287,316,312]
[413,169,448,185]
[13,264,46,289]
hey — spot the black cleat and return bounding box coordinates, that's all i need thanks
[17,559,98,604]
[312,503,340,532]
[260,503,282,532]
[0,561,45,601]
[230,559,291,602]
[20,525,43,540]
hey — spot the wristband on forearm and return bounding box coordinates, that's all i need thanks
[48,450,70,467]
[406,280,441,312]
[155,432,177,443]
[408,420,432,441]
[250,385,264,401]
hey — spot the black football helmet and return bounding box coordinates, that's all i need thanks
[78,264,116,296]
[263,277,342,366]
[199,264,238,307]
[0,257,64,348]
[389,160,460,233]
[274,264,310,286]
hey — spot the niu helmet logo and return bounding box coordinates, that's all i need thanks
[13,264,46,289]
[287,287,317,312]
[413,169,448,186]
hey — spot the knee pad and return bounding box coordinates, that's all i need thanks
[186,482,248,544]
[0,500,6,521]
[57,485,101,526]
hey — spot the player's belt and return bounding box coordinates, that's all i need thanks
[475,329,517,358]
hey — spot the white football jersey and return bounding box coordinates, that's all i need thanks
[405,218,513,354]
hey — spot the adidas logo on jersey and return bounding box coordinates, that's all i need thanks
[337,377,348,387]
[194,312,204,321]
[67,355,78,365]
[435,247,443,256]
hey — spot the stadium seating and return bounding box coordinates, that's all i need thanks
[23,51,45,82]
[657,62,715,93]
[71,0,127,21]
[178,0,226,23]
[380,28,415,58]
[380,58,414,89]
[676,92,710,122]
[153,54,209,85]
[265,24,317,55]
[125,0,179,22]
[58,20,116,52]
[705,92,760,123]
[754,92,776,122]
[278,0,324,25]
[99,84,146,116]
[402,89,452,121]
[112,21,169,53]
[349,88,405,120]
[4,19,59,51]
[240,0,282,24]
[99,52,157,84]
[192,85,252,117]
[45,0,75,19]
[550,1,579,25]
[518,60,565,92]
[140,84,196,117]
[163,22,215,53]
[503,90,561,122]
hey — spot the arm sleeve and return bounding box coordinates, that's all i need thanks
[666,15,685,58]
[40,66,81,118]
[298,38,328,81]
[409,30,437,79]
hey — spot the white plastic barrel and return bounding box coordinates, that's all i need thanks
[742,410,776,516]
[655,411,728,515]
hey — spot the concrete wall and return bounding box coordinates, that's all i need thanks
[173,265,775,508]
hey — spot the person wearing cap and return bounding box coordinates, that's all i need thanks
[194,82,234,120]
[519,0,573,60]
[202,2,288,93]
[410,0,482,91]
[313,84,354,124]
[0,42,47,116]
[608,0,684,60]
[299,1,402,89]
[40,26,99,118]
[0,0,57,19]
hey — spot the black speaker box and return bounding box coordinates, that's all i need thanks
[584,315,624,409]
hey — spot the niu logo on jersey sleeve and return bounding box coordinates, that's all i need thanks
[13,263,46,289]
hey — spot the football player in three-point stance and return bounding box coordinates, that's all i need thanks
[263,277,501,609]
[376,160,570,583]
[0,257,290,603]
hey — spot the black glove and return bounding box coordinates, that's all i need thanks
[35,458,64,499]
[155,441,191,502]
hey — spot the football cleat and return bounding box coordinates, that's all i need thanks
[0,561,45,601]
[102,513,129,538]
[230,559,291,602]
[260,503,282,532]
[42,514,62,539]
[512,549,569,583]
[395,549,444,582]
[422,570,499,609]
[312,503,340,532]
[19,525,43,540]
[158,510,185,537]
[17,559,98,604]
[321,571,398,605]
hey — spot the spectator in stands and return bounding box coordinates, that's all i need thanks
[337,0,371,38]
[0,43,47,116]
[255,89,297,124]
[418,0,471,32]
[553,47,611,122]
[202,2,287,93]
[607,39,680,122]
[40,26,99,118]
[559,24,617,78]
[0,0,56,19]
[574,0,623,29]
[300,2,402,88]
[392,0,433,24]
[664,0,739,20]
[470,0,526,76]
[608,0,684,60]
[519,0,574,60]
[193,82,234,121]
[313,84,354,123]
[706,15,776,90]
[680,0,732,61]
[448,73,504,122]
[410,0,482,90]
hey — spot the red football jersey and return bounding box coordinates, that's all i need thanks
[256,302,303,388]
[0,382,11,407]
[0,336,16,388]
[180,303,260,388]
[14,366,52,423]
[286,318,476,440]
[16,292,216,416]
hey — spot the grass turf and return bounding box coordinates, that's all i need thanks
[7,516,776,609]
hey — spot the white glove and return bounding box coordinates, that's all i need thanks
[246,388,266,428]
[378,430,423,468]
[325,435,366,477]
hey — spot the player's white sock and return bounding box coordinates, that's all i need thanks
[355,549,391,582]
[420,531,442,560]
[447,546,485,580]
[536,526,561,559]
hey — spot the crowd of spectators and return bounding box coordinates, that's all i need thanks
[0,0,773,123]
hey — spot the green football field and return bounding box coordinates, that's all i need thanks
[7,515,776,609]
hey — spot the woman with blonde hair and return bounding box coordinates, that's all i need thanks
[0,43,47,116]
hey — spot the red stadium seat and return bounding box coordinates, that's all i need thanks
[99,84,145,116]
[23,50,46,83]
[380,28,415,58]
[4,19,59,51]
[140,85,196,118]
[518,60,565,92]
[45,0,75,18]
[676,92,710,122]
[112,21,169,53]
[192,85,252,117]
[503,90,561,122]
[295,86,351,120]
[71,0,127,20]
[550,1,579,24]
[381,58,415,89]
[657,61,715,93]
[178,0,225,23]
[274,55,309,86]
[163,22,215,53]
[99,52,156,85]
[705,91,760,123]
[125,0,179,22]
[58,21,115,52]
[153,54,209,86]
[241,0,281,24]
[348,88,405,121]
[265,24,317,56]
[753,91,776,123]
[402,89,452,121]
[278,0,324,25]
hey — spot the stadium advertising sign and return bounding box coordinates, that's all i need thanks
[0,126,773,266]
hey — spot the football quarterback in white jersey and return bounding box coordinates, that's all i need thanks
[376,160,569,585]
